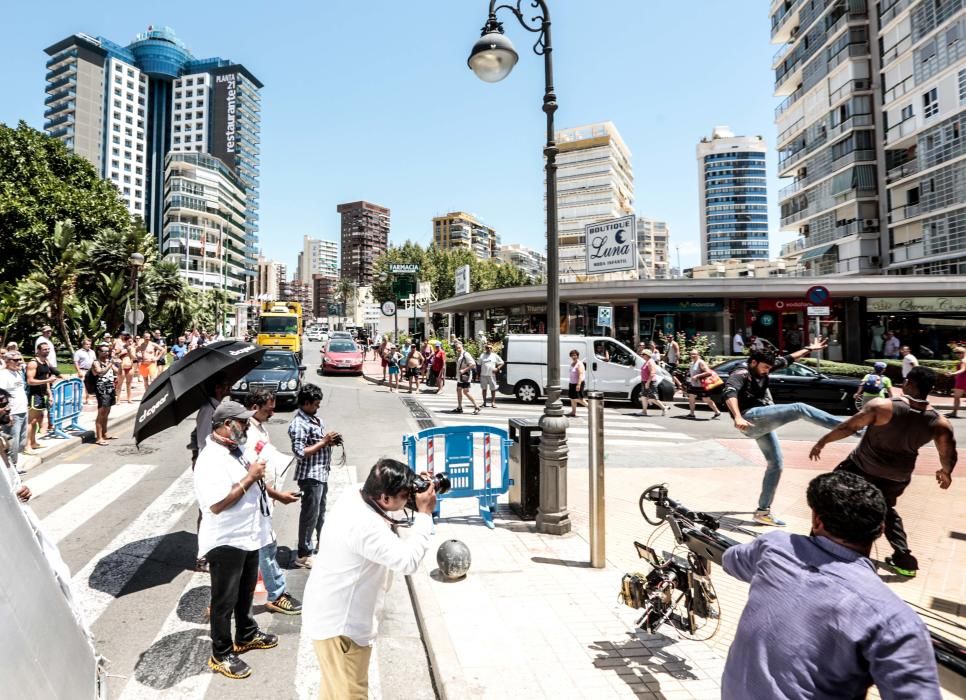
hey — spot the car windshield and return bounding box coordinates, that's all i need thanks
[260,317,298,334]
[774,362,818,377]
[258,353,297,370]
[327,341,357,353]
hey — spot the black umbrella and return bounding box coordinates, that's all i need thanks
[133,340,265,445]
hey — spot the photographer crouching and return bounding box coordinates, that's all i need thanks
[303,458,437,699]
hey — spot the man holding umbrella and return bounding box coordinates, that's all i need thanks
[194,400,278,680]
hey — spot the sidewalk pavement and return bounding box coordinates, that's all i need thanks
[397,411,964,698]
[16,376,147,473]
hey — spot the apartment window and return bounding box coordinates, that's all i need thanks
[134,202,141,210]
[123,176,130,184]
[115,75,122,84]
[111,160,119,169]
[112,136,120,145]
[185,78,193,86]
[124,139,132,148]
[126,68,134,77]
[195,134,203,142]
[113,111,121,120]
[126,104,133,113]
[195,100,203,108]
[113,124,120,133]
[174,136,181,144]
[960,69,966,104]
[184,123,192,131]
[126,92,133,101]
[195,111,203,119]
[124,151,131,160]
[175,102,182,110]
[923,88,939,118]
[126,81,134,90]
[136,155,143,163]
[196,145,202,152]
[123,164,131,172]
[174,125,181,133]
[175,91,182,99]
[112,148,119,156]
[901,104,914,120]
[135,179,142,187]
[195,121,204,131]
[125,116,133,125]
[123,187,130,195]
[136,167,143,175]
[948,24,961,46]
[135,190,141,199]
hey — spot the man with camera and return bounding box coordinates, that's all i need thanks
[288,383,342,569]
[721,471,939,698]
[193,401,278,680]
[303,458,437,699]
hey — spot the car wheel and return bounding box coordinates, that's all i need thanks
[515,380,540,403]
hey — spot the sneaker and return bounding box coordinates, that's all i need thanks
[473,406,481,415]
[234,630,279,653]
[884,556,917,578]
[453,407,463,414]
[208,653,252,679]
[266,592,302,616]
[293,555,313,569]
[753,510,786,527]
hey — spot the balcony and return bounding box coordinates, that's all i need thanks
[45,62,76,82]
[771,0,806,42]
[883,74,913,106]
[885,117,917,147]
[775,85,804,118]
[890,240,925,264]
[781,237,808,256]
[889,203,920,223]
[886,159,920,184]
[828,78,872,107]
[44,113,74,130]
[46,76,76,94]
[773,40,795,68]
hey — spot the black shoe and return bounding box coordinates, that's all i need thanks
[266,592,303,615]
[209,653,252,679]
[453,407,463,414]
[234,630,279,653]
[473,406,481,414]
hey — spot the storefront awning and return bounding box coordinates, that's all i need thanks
[799,244,837,262]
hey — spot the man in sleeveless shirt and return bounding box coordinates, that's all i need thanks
[809,366,957,578]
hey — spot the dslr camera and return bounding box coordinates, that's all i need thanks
[406,472,451,510]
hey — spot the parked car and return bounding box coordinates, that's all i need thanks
[305,328,325,342]
[711,358,859,414]
[500,334,672,404]
[329,330,352,341]
[230,350,306,407]
[320,339,365,375]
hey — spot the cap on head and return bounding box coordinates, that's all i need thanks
[41,325,53,332]
[212,401,255,425]
[873,361,887,371]
[434,342,442,347]
[5,352,22,361]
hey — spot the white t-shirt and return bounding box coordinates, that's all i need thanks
[193,436,273,557]
[35,335,57,366]
[73,348,95,371]
[733,334,745,353]
[477,352,504,378]
[303,489,433,646]
[0,368,28,414]
[901,353,918,378]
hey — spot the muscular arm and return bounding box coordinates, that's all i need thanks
[934,418,957,487]
[810,401,883,461]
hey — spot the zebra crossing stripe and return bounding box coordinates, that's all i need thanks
[40,463,155,544]
[116,571,212,700]
[24,463,94,500]
[71,466,196,626]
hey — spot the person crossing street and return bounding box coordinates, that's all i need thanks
[810,366,957,578]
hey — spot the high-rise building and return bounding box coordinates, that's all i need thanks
[770,2,880,276]
[879,1,966,274]
[636,218,671,279]
[498,243,546,281]
[298,236,339,282]
[696,127,768,265]
[432,212,500,259]
[43,27,261,297]
[549,122,634,280]
[312,274,337,320]
[284,277,312,310]
[253,255,285,301]
[337,201,390,286]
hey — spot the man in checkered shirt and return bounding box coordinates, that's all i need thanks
[288,384,341,569]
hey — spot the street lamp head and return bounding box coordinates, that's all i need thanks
[468,28,518,83]
[129,252,146,268]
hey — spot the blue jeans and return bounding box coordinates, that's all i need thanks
[3,413,27,468]
[742,403,842,511]
[258,539,286,602]
[297,479,328,558]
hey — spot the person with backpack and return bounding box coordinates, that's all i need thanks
[855,361,892,408]
[453,341,481,414]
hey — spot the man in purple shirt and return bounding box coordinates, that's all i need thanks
[722,471,939,699]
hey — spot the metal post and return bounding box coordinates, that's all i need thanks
[814,316,822,372]
[132,271,140,338]
[587,391,605,568]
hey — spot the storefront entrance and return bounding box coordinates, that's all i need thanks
[866,297,966,360]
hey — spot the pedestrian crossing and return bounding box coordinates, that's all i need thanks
[17,456,386,700]
[410,390,695,451]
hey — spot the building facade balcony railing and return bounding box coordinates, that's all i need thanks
[883,74,913,105]
[889,203,920,223]
[885,117,917,145]
[886,159,920,183]
[776,85,804,118]
[772,0,807,38]
[890,240,924,264]
[829,78,873,106]
[878,0,914,27]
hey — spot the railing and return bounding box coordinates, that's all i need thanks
[881,33,911,68]
[890,240,924,263]
[772,0,807,38]
[829,78,872,105]
[886,117,917,145]
[777,115,806,147]
[883,74,913,104]
[773,40,795,67]
[827,112,873,140]
[889,203,920,223]
[45,76,76,93]
[886,159,920,183]
[879,0,914,27]
[781,237,808,256]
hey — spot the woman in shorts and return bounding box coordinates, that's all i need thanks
[386,345,402,392]
[567,349,588,417]
[685,350,722,420]
[90,344,119,445]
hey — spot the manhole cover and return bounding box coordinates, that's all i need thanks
[268,418,288,425]
[117,445,157,455]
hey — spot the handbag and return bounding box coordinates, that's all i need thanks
[701,369,723,392]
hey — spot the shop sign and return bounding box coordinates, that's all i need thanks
[455,265,470,296]
[638,298,723,313]
[390,263,420,274]
[524,304,547,314]
[807,306,830,316]
[758,299,812,311]
[867,297,966,313]
[584,215,637,274]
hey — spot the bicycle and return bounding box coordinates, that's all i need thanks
[620,484,751,641]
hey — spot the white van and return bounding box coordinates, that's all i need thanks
[501,334,653,404]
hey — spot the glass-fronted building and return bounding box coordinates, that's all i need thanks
[696,127,769,264]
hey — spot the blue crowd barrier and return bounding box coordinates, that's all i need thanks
[403,425,512,529]
[48,378,85,439]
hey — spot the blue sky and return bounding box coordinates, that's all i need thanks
[2,0,792,272]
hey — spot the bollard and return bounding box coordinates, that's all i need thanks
[587,391,605,568]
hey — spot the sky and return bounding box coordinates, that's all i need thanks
[1,0,794,273]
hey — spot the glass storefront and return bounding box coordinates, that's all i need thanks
[638,299,726,355]
[866,297,966,360]
[749,299,846,361]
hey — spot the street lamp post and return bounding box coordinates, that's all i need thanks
[129,252,146,338]
[469,0,570,535]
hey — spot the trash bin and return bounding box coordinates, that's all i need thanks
[509,417,541,520]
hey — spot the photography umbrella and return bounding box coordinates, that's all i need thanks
[133,340,265,445]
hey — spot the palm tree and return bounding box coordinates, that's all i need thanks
[334,277,357,329]
[25,220,88,354]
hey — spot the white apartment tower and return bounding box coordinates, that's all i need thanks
[298,236,339,282]
[547,122,634,281]
[636,218,671,279]
[696,127,769,265]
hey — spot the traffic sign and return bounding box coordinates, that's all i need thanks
[597,305,613,327]
[381,300,396,316]
[125,309,145,325]
[807,306,830,316]
[805,285,830,305]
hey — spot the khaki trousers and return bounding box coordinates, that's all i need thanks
[314,636,372,700]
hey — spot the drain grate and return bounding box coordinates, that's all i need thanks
[402,397,436,430]
[117,445,157,455]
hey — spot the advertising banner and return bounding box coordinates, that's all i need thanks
[455,264,470,296]
[211,67,239,173]
[584,215,637,274]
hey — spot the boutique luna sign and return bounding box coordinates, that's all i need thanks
[584,215,637,274]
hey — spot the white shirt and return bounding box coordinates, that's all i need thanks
[35,335,57,366]
[73,348,95,371]
[733,334,745,353]
[193,436,273,557]
[901,353,918,378]
[477,352,504,378]
[0,368,27,414]
[303,489,433,646]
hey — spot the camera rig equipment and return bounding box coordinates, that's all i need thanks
[620,484,747,640]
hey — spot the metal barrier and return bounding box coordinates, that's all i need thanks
[48,378,85,439]
[587,391,606,568]
[403,425,512,529]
